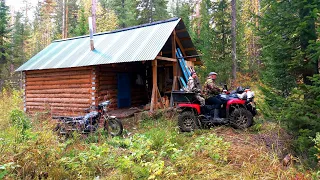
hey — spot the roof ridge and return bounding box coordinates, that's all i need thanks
[54,17,180,43]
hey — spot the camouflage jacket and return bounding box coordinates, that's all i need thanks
[203,77,220,98]
[187,76,201,93]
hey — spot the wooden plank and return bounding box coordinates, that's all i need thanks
[26,102,90,108]
[170,76,178,107]
[27,106,86,111]
[98,84,117,91]
[172,30,180,80]
[172,30,176,58]
[98,80,117,86]
[156,56,177,62]
[26,93,90,99]
[99,76,117,81]
[99,89,117,96]
[180,37,191,41]
[26,84,91,90]
[27,88,90,94]
[185,47,196,52]
[26,97,90,104]
[186,57,196,62]
[175,28,186,33]
[150,59,157,112]
[26,74,91,82]
[162,51,171,54]
[26,79,91,86]
[157,87,165,109]
[27,70,91,78]
[175,36,187,57]
[26,66,92,75]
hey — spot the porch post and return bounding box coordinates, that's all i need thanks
[150,59,158,112]
[172,30,179,90]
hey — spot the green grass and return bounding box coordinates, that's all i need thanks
[0,90,318,179]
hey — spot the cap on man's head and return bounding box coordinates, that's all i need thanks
[191,72,196,76]
[208,72,217,76]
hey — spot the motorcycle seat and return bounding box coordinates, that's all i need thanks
[61,116,84,121]
[73,116,85,120]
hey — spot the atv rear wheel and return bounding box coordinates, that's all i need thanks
[178,111,199,132]
[230,108,253,129]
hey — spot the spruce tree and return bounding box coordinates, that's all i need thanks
[211,0,232,84]
[259,0,319,94]
[0,0,11,89]
[137,0,169,24]
[0,0,10,65]
[104,0,139,28]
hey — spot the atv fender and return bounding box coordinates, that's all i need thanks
[226,99,246,118]
[177,103,201,114]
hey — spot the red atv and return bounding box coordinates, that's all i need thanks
[172,87,257,132]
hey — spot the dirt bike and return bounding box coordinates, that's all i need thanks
[172,86,257,132]
[54,101,123,138]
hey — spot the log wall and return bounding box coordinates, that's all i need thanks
[25,66,93,116]
[98,63,149,109]
[24,62,150,116]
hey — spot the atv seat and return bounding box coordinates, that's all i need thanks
[171,91,200,104]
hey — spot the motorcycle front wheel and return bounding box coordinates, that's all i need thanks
[104,118,123,136]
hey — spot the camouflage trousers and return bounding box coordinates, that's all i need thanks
[195,93,205,106]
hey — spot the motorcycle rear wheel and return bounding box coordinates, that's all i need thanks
[53,123,71,140]
[104,118,123,136]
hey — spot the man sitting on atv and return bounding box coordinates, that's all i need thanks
[203,72,223,120]
[187,72,205,106]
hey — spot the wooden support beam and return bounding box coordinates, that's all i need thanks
[172,30,180,87]
[186,57,196,62]
[172,30,176,59]
[180,37,191,41]
[162,51,171,54]
[185,47,196,52]
[175,28,186,33]
[175,36,187,57]
[156,56,177,62]
[150,59,158,112]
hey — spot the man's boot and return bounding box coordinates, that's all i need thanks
[200,106,210,119]
[200,105,206,115]
[213,109,223,122]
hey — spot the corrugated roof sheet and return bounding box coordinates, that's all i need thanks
[16,18,182,71]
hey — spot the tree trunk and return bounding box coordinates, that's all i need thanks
[121,0,125,28]
[231,0,237,84]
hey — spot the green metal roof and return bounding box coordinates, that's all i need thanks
[16,17,198,71]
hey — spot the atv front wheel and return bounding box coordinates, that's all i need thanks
[230,108,253,129]
[178,111,199,132]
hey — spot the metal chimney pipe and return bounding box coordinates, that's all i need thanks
[88,17,94,50]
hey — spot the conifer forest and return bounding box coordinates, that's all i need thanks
[1,0,320,179]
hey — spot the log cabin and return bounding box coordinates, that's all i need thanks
[16,17,201,116]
